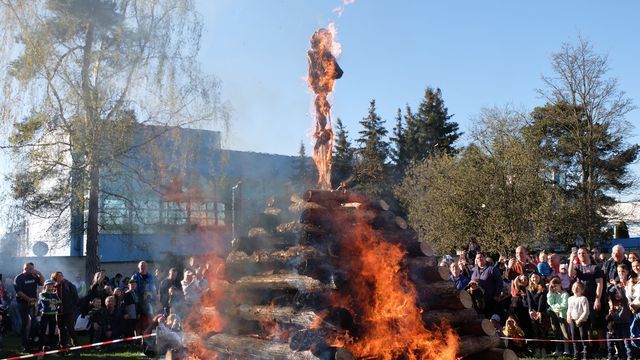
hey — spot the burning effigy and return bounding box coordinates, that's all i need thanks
[182,26,513,360]
[308,26,343,191]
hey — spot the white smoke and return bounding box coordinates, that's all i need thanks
[332,0,356,17]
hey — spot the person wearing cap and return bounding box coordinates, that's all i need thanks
[38,279,60,351]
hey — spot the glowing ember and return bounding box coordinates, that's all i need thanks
[333,220,459,359]
[307,25,343,190]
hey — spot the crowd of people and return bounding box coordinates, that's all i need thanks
[447,242,640,360]
[0,256,215,357]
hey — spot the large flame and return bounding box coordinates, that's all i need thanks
[307,25,343,190]
[333,220,459,359]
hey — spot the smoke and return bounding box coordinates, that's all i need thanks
[332,0,356,17]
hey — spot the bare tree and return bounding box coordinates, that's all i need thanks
[0,0,228,277]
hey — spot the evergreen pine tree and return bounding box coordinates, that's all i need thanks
[354,99,389,196]
[291,141,315,192]
[389,108,409,178]
[412,87,461,160]
[332,118,354,188]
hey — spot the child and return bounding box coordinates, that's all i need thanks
[537,251,552,280]
[104,295,123,340]
[606,265,633,360]
[547,276,570,356]
[503,315,527,355]
[567,281,590,360]
[38,279,60,351]
[558,264,572,292]
[88,297,107,343]
[606,294,632,360]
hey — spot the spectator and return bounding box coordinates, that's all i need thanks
[558,264,572,292]
[470,252,504,319]
[467,240,480,265]
[104,285,114,299]
[449,262,470,290]
[592,248,603,266]
[74,273,89,299]
[132,261,157,330]
[89,271,107,304]
[113,287,124,310]
[181,270,203,307]
[503,315,527,355]
[569,247,604,323]
[548,253,561,275]
[52,271,79,347]
[110,274,123,290]
[457,254,472,278]
[547,276,570,356]
[159,268,182,314]
[628,251,639,266]
[568,281,590,360]
[14,262,45,351]
[510,275,532,339]
[537,251,553,281]
[167,286,185,318]
[104,295,124,340]
[604,245,632,287]
[605,291,632,360]
[527,272,547,357]
[88,297,107,343]
[123,279,139,337]
[505,246,537,281]
[37,279,60,351]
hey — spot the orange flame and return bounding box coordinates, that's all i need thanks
[308,25,343,190]
[333,220,459,359]
[183,256,227,359]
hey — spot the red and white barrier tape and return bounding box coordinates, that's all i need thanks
[501,336,639,343]
[0,333,157,360]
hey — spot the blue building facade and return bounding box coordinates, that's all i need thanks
[75,126,298,263]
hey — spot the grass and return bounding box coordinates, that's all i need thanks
[0,334,149,359]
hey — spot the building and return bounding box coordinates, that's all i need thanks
[2,126,299,277]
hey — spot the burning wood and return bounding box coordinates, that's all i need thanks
[191,190,504,359]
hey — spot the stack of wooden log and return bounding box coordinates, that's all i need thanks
[200,190,516,360]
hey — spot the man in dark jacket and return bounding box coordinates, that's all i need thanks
[471,252,504,319]
[159,268,181,315]
[14,262,44,351]
[52,272,79,347]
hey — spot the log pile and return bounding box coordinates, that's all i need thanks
[198,190,513,359]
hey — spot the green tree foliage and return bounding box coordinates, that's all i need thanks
[526,38,638,247]
[397,107,557,255]
[291,141,315,193]
[389,108,409,179]
[0,0,226,277]
[353,99,389,196]
[411,87,461,159]
[332,118,354,188]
